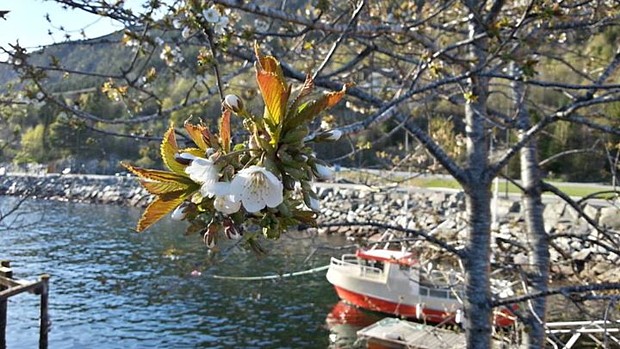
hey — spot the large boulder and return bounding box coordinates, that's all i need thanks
[599,206,620,230]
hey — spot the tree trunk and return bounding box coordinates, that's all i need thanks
[513,63,549,347]
[464,183,494,349]
[462,5,494,348]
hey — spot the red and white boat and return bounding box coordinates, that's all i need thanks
[326,248,516,327]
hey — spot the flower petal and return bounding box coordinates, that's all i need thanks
[214,195,241,214]
[208,182,231,197]
[242,196,265,213]
[185,157,217,184]
[263,186,283,208]
[228,165,284,212]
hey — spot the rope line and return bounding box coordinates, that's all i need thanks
[209,265,330,281]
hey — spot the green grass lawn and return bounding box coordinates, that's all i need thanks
[337,170,617,199]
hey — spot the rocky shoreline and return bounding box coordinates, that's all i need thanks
[2,173,619,281]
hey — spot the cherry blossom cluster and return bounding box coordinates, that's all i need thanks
[124,47,348,252]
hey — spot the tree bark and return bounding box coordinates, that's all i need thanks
[461,3,494,347]
[513,63,549,348]
[463,183,494,349]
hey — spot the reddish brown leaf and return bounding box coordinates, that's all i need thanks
[284,83,350,132]
[184,120,212,151]
[256,69,288,126]
[219,109,231,153]
[255,44,289,128]
[136,195,186,232]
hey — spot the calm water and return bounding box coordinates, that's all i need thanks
[2,197,606,348]
[0,197,358,348]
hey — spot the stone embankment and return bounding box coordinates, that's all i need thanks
[0,173,150,207]
[1,173,619,281]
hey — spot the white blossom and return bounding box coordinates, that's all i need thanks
[230,166,283,213]
[218,15,229,27]
[214,195,241,215]
[184,157,230,198]
[182,27,193,39]
[202,7,220,23]
[125,38,139,47]
[213,15,229,35]
[160,45,184,67]
[172,18,183,29]
[160,45,172,61]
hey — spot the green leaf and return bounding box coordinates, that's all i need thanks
[287,73,314,119]
[141,180,194,195]
[160,126,185,174]
[121,162,194,186]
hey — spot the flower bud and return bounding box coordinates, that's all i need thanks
[324,129,342,141]
[312,129,343,142]
[303,191,320,213]
[203,225,218,248]
[223,219,242,240]
[282,174,296,191]
[171,202,189,220]
[223,94,244,113]
[314,163,333,180]
[174,152,196,165]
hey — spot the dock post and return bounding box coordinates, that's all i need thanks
[0,260,12,349]
[39,274,50,349]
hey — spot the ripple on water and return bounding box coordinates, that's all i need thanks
[1,197,341,348]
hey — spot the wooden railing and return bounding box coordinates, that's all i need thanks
[0,260,50,349]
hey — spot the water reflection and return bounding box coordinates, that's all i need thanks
[326,301,384,348]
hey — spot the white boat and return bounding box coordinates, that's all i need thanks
[326,248,516,327]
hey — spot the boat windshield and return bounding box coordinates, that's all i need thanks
[355,249,416,266]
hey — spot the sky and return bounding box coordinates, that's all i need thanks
[0,0,143,55]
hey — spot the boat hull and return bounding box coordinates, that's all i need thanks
[333,285,457,325]
[334,285,516,327]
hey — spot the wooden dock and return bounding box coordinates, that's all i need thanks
[0,260,50,349]
[546,320,620,348]
[357,318,468,349]
[358,317,620,349]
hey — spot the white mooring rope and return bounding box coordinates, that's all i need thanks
[209,265,330,281]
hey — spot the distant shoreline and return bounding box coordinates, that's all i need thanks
[2,172,619,281]
[0,172,151,207]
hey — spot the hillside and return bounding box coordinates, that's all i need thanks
[0,31,142,91]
